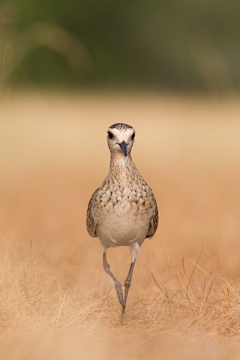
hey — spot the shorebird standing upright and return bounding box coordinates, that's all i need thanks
[86,123,158,319]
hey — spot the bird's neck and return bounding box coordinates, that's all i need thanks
[109,153,135,179]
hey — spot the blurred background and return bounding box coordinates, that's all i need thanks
[1,2,240,357]
[0,0,240,290]
[0,0,240,93]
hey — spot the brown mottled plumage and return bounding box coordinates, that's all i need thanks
[86,123,158,320]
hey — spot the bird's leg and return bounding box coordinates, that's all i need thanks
[103,251,124,307]
[121,260,136,320]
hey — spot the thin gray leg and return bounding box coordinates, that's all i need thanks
[121,260,136,319]
[103,251,124,307]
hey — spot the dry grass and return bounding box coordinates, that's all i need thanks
[2,244,240,335]
[1,245,240,359]
[1,91,240,359]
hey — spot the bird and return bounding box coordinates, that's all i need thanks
[86,123,158,319]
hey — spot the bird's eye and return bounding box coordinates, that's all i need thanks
[132,132,135,140]
[108,131,113,139]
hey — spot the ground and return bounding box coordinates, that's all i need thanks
[1,91,240,359]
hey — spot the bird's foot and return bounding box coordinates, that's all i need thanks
[121,303,126,324]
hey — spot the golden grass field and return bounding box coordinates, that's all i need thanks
[1,91,240,359]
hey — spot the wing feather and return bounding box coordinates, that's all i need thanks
[86,188,98,237]
[146,199,159,239]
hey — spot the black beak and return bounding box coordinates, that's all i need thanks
[119,141,128,157]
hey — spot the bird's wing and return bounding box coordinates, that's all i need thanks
[146,199,159,239]
[86,188,98,237]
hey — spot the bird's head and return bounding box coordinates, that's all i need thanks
[107,123,135,157]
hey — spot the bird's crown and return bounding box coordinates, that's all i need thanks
[109,123,133,131]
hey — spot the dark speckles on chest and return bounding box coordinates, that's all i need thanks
[101,188,149,215]
[93,160,154,215]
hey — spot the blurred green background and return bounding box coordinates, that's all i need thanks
[0,0,239,93]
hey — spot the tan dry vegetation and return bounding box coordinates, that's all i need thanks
[1,91,240,359]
